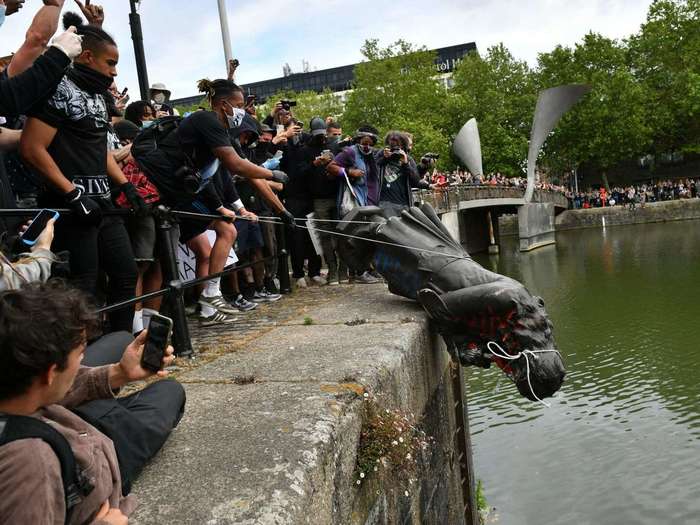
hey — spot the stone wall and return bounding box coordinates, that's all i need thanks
[498,200,700,237]
[131,286,470,525]
[555,199,700,230]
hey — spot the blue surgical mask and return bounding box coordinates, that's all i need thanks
[0,5,7,29]
[142,120,155,129]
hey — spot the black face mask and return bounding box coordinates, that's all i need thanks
[68,63,114,95]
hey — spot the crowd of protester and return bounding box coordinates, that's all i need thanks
[421,169,567,193]
[567,179,700,209]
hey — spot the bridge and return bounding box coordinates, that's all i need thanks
[413,185,569,253]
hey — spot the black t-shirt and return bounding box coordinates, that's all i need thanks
[31,76,111,205]
[380,161,410,205]
[170,111,231,171]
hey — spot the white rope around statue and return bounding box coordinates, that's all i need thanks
[486,342,561,408]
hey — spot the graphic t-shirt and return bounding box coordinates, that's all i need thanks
[380,161,410,205]
[32,76,111,204]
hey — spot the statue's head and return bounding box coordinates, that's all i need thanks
[420,278,566,401]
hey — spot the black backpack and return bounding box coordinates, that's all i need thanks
[130,116,184,175]
[0,414,94,523]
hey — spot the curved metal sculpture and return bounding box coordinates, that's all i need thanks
[453,118,484,176]
[337,204,566,401]
[524,84,592,202]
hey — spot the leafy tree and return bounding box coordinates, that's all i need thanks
[343,39,453,165]
[447,44,537,176]
[628,0,700,154]
[536,33,652,179]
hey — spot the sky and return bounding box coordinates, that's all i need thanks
[0,0,652,100]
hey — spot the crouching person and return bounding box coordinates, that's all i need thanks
[0,281,186,524]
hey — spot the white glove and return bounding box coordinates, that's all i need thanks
[50,26,83,60]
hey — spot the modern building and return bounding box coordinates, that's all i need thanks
[171,42,477,107]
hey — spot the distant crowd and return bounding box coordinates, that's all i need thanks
[567,179,700,209]
[421,170,567,193]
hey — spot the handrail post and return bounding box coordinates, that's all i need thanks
[155,206,194,358]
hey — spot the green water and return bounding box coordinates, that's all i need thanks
[469,220,700,525]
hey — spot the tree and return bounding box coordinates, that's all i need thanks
[628,0,700,154]
[536,33,651,179]
[343,39,453,165]
[446,44,537,177]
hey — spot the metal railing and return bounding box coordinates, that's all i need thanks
[0,206,291,358]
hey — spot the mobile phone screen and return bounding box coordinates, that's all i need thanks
[21,209,58,245]
[141,314,173,372]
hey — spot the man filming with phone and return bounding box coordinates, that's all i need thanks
[0,281,185,524]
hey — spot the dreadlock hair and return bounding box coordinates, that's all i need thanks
[197,78,243,107]
[63,12,116,54]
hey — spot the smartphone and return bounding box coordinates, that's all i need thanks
[21,209,59,246]
[276,124,285,135]
[141,313,173,373]
[121,87,128,97]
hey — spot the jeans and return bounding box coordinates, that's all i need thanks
[76,332,186,495]
[53,215,137,333]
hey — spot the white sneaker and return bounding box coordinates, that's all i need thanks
[198,294,239,315]
[310,275,327,286]
[199,311,237,326]
[296,277,307,289]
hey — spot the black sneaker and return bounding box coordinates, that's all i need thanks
[264,276,279,294]
[251,288,282,303]
[231,294,258,312]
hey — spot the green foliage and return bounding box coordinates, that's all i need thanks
[174,97,208,116]
[343,39,454,167]
[448,44,537,176]
[536,33,652,172]
[627,0,700,153]
[303,316,314,326]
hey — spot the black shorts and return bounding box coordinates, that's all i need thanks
[234,218,264,254]
[176,200,216,243]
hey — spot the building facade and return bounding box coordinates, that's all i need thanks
[172,42,477,107]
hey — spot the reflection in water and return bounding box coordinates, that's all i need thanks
[468,221,700,525]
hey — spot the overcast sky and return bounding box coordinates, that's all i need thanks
[0,0,652,99]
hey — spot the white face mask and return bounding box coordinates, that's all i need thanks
[225,102,245,129]
[0,5,7,29]
[153,93,166,104]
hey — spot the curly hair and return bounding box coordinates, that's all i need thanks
[0,281,100,400]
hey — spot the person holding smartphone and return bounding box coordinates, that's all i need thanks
[0,215,56,292]
[0,281,185,525]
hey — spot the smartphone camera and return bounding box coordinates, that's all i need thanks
[140,314,173,373]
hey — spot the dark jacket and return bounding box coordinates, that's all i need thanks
[0,47,70,118]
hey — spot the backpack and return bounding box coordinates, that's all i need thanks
[130,115,184,176]
[0,414,94,523]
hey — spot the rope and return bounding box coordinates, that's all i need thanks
[486,342,561,408]
[236,214,471,261]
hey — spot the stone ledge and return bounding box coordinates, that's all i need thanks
[130,285,460,525]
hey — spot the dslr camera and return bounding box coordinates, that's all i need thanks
[280,99,297,111]
[389,146,404,161]
[421,152,440,165]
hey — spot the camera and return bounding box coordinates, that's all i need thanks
[176,165,203,195]
[390,146,403,161]
[280,99,297,111]
[421,152,440,165]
